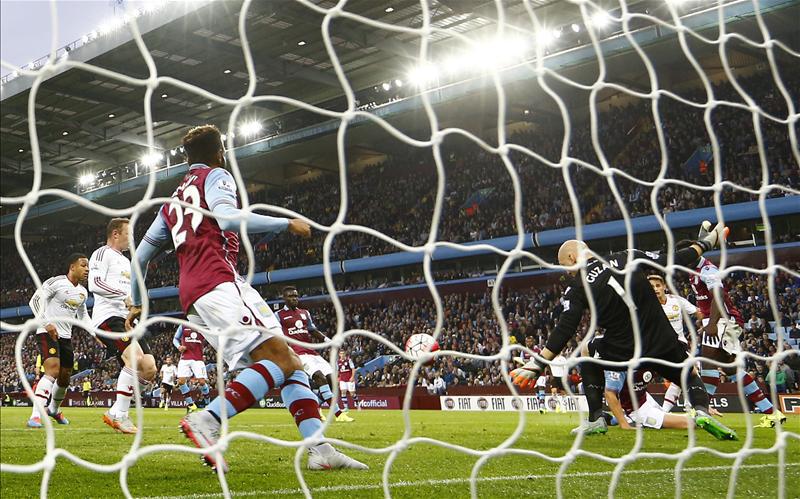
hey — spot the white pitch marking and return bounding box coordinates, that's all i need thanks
[138,462,799,498]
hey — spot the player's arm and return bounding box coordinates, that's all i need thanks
[88,251,127,299]
[127,212,170,328]
[633,221,729,268]
[699,267,727,337]
[604,372,634,430]
[205,169,310,237]
[512,287,586,388]
[173,326,186,352]
[678,296,704,329]
[29,279,58,339]
[306,313,328,342]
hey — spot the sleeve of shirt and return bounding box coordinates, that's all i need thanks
[77,292,89,322]
[699,264,723,290]
[29,278,57,318]
[205,168,290,234]
[88,250,127,298]
[130,212,170,307]
[307,312,318,331]
[604,370,626,393]
[173,326,183,349]
[544,285,587,355]
[629,247,700,268]
[678,296,698,315]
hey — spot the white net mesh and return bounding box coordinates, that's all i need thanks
[1,0,798,497]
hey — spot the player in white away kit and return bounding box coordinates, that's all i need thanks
[337,350,360,411]
[127,125,367,472]
[647,274,704,413]
[90,218,157,434]
[173,325,210,412]
[159,357,177,410]
[27,253,90,428]
[604,370,691,430]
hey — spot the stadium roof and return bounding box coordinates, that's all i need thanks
[1,0,797,211]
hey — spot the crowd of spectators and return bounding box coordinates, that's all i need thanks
[1,263,798,404]
[2,69,798,308]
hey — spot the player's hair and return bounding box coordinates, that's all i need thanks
[182,125,223,165]
[647,273,665,283]
[66,252,87,270]
[106,217,129,239]
[282,285,298,295]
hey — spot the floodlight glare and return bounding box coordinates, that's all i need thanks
[408,64,438,87]
[141,152,162,168]
[79,174,95,186]
[591,11,612,29]
[239,121,263,137]
[382,82,392,91]
[571,23,581,33]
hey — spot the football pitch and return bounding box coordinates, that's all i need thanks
[1,408,797,498]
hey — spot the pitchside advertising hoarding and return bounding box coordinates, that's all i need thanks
[259,395,401,410]
[440,395,589,412]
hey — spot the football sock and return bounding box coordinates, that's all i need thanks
[683,373,710,414]
[111,367,136,418]
[341,394,349,410]
[206,360,284,421]
[732,372,774,414]
[281,370,323,438]
[700,369,721,395]
[579,361,606,422]
[318,383,342,417]
[48,381,67,414]
[200,383,210,406]
[351,393,359,409]
[179,382,194,406]
[34,375,55,419]
[662,383,682,412]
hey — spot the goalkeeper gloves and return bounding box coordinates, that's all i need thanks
[510,357,546,389]
[695,220,729,252]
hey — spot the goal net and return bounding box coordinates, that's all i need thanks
[1,0,797,497]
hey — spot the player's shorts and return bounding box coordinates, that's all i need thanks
[339,380,356,392]
[37,334,74,368]
[299,354,333,377]
[551,376,565,391]
[96,316,152,361]
[82,390,90,397]
[627,392,665,429]
[189,279,284,371]
[177,359,207,379]
[700,318,742,355]
[161,382,174,392]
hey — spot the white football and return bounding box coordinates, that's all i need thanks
[405,333,440,361]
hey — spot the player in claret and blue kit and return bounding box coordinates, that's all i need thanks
[127,125,367,472]
[173,325,210,412]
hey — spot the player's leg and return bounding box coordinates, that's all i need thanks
[30,334,60,427]
[176,373,197,412]
[47,337,74,424]
[725,364,784,426]
[570,341,609,435]
[338,379,349,411]
[323,372,352,422]
[182,282,367,472]
[662,383,683,412]
[192,361,211,408]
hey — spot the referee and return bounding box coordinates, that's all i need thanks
[512,222,737,440]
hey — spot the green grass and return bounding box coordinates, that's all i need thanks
[1,407,797,498]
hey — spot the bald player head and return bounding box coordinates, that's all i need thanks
[558,239,588,275]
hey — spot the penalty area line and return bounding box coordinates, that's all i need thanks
[139,462,799,498]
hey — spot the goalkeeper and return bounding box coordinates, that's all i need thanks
[512,222,737,440]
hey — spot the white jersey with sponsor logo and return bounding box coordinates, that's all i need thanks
[28,275,89,339]
[160,364,178,386]
[661,294,698,344]
[88,245,131,327]
[550,354,568,377]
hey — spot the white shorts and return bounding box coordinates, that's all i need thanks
[627,393,665,429]
[177,359,207,379]
[700,318,742,354]
[339,381,356,393]
[299,354,333,377]
[189,279,284,371]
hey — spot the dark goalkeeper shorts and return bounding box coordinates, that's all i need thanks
[96,316,151,361]
[37,334,74,369]
[161,382,174,393]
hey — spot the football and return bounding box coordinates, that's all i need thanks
[404,333,440,361]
